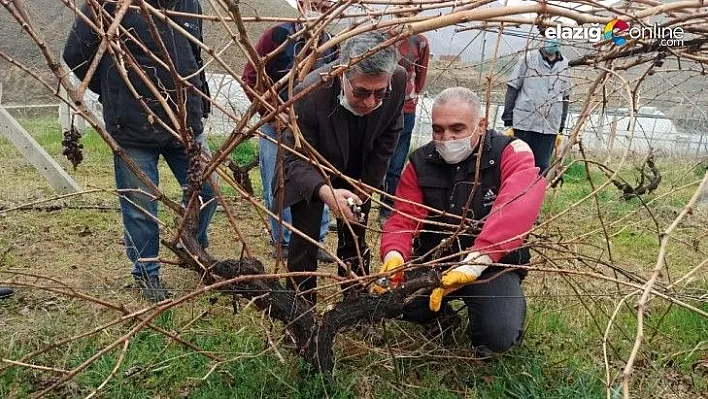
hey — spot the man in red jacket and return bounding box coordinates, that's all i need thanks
[379,6,431,225]
[376,87,546,356]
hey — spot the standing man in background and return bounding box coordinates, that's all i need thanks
[242,0,338,262]
[379,6,430,225]
[502,37,570,174]
[63,0,215,302]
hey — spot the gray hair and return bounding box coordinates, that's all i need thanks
[433,87,482,120]
[340,32,399,78]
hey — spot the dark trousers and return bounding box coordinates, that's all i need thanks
[287,186,371,304]
[402,269,526,353]
[513,129,557,174]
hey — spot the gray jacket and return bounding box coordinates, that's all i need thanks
[505,50,571,135]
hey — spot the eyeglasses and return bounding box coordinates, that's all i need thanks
[344,76,390,100]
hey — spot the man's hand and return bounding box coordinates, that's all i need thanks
[318,185,362,223]
[503,127,515,137]
[429,252,493,312]
[370,251,405,295]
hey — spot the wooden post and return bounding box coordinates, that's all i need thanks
[59,64,104,134]
[607,114,618,161]
[0,105,82,194]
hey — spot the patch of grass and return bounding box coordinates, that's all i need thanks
[609,227,659,263]
[692,160,707,179]
[561,158,590,183]
[476,349,605,399]
[230,138,258,167]
[650,304,708,371]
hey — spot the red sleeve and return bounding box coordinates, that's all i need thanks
[472,140,546,261]
[414,36,429,95]
[380,163,429,261]
[241,26,280,102]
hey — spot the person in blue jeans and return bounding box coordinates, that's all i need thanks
[243,0,338,261]
[259,123,332,261]
[380,16,430,224]
[381,112,417,222]
[63,0,214,301]
[113,135,217,295]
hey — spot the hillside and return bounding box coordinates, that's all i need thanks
[0,0,294,104]
[2,1,705,122]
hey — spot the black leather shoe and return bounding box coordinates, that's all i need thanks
[0,287,13,299]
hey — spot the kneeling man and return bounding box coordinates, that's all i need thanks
[377,87,546,356]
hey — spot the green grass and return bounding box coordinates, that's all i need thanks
[230,139,258,167]
[1,118,706,398]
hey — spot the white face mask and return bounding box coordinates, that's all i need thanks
[433,136,475,164]
[339,92,364,116]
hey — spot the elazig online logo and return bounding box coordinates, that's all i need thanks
[545,19,685,47]
[603,19,630,46]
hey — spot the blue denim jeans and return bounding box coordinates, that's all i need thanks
[381,112,416,218]
[114,134,217,277]
[259,123,329,246]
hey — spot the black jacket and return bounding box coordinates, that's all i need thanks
[63,0,209,148]
[276,63,406,209]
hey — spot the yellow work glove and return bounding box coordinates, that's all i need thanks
[503,127,515,137]
[370,251,405,295]
[555,134,563,151]
[429,252,493,312]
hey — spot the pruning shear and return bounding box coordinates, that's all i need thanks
[374,274,405,290]
[346,197,365,223]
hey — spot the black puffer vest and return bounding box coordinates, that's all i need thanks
[409,131,530,274]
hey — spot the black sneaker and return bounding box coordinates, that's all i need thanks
[133,275,171,302]
[0,287,14,299]
[316,249,336,263]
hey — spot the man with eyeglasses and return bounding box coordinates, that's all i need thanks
[242,0,339,263]
[502,37,571,175]
[275,32,406,304]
